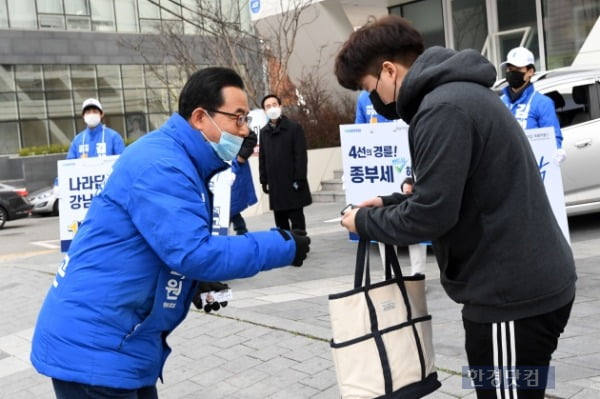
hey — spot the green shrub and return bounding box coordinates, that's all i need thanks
[19,144,69,156]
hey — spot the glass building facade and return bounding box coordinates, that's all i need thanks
[390,0,600,73]
[0,0,254,155]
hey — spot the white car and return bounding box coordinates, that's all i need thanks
[29,184,59,216]
[495,67,600,216]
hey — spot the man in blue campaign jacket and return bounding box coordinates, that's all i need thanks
[31,68,310,398]
[67,98,125,159]
[500,47,566,164]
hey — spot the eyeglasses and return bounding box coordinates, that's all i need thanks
[206,109,252,127]
[374,66,383,92]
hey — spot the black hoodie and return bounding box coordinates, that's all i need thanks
[355,47,576,323]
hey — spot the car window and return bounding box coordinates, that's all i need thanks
[550,84,592,128]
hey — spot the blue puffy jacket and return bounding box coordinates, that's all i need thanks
[230,159,257,216]
[501,84,563,149]
[67,124,125,159]
[31,113,296,389]
[355,90,393,124]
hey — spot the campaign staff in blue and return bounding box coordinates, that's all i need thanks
[31,67,310,399]
[500,47,566,164]
[67,98,125,159]
[355,89,391,124]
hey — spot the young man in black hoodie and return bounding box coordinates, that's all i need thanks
[335,15,576,399]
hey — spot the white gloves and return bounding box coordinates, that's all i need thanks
[553,148,567,165]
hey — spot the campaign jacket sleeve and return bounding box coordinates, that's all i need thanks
[127,160,295,281]
[111,132,126,154]
[355,98,368,124]
[355,103,472,245]
[67,135,80,159]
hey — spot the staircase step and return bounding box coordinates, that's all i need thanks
[320,180,344,191]
[333,169,343,179]
[312,190,346,203]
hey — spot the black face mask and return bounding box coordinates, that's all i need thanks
[369,89,399,120]
[506,70,526,89]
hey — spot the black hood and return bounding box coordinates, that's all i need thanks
[397,47,497,123]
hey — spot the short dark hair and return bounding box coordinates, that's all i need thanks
[401,177,414,192]
[261,94,281,109]
[178,67,245,120]
[334,15,424,91]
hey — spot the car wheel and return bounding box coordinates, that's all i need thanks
[52,199,59,216]
[0,207,7,229]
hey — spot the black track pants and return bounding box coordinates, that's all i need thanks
[463,299,573,399]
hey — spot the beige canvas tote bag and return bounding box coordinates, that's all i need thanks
[329,241,441,398]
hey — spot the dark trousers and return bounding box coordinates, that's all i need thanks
[230,213,248,235]
[273,208,306,233]
[463,299,573,399]
[52,379,158,399]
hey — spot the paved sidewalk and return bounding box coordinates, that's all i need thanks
[0,202,599,398]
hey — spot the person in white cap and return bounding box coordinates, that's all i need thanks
[500,47,566,164]
[67,98,125,159]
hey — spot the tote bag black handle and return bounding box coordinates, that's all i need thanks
[354,240,414,321]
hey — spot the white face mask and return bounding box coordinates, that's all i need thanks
[84,113,101,128]
[265,107,282,120]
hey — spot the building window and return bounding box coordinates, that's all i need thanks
[543,0,600,69]
[116,0,138,32]
[389,0,445,48]
[91,0,115,32]
[36,0,63,13]
[0,65,15,92]
[0,1,8,28]
[0,122,20,155]
[21,119,48,147]
[64,0,89,16]
[0,92,18,121]
[49,117,76,145]
[38,14,66,29]
[7,0,36,29]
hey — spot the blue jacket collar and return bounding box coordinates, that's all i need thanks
[162,113,229,181]
[502,83,534,104]
[86,124,105,136]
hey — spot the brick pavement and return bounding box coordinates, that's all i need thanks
[0,202,599,398]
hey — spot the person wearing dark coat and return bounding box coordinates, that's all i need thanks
[259,94,312,235]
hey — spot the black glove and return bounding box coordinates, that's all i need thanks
[192,281,230,312]
[262,183,269,194]
[277,229,311,267]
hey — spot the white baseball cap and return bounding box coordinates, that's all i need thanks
[501,47,535,68]
[81,98,103,113]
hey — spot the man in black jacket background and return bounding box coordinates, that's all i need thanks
[259,94,312,236]
[336,15,576,399]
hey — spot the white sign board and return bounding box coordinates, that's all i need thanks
[340,122,412,206]
[209,168,234,236]
[525,127,570,242]
[339,124,570,243]
[58,156,119,252]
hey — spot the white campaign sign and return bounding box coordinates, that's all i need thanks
[525,127,570,242]
[57,155,119,252]
[339,124,570,243]
[209,168,234,236]
[340,122,412,206]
